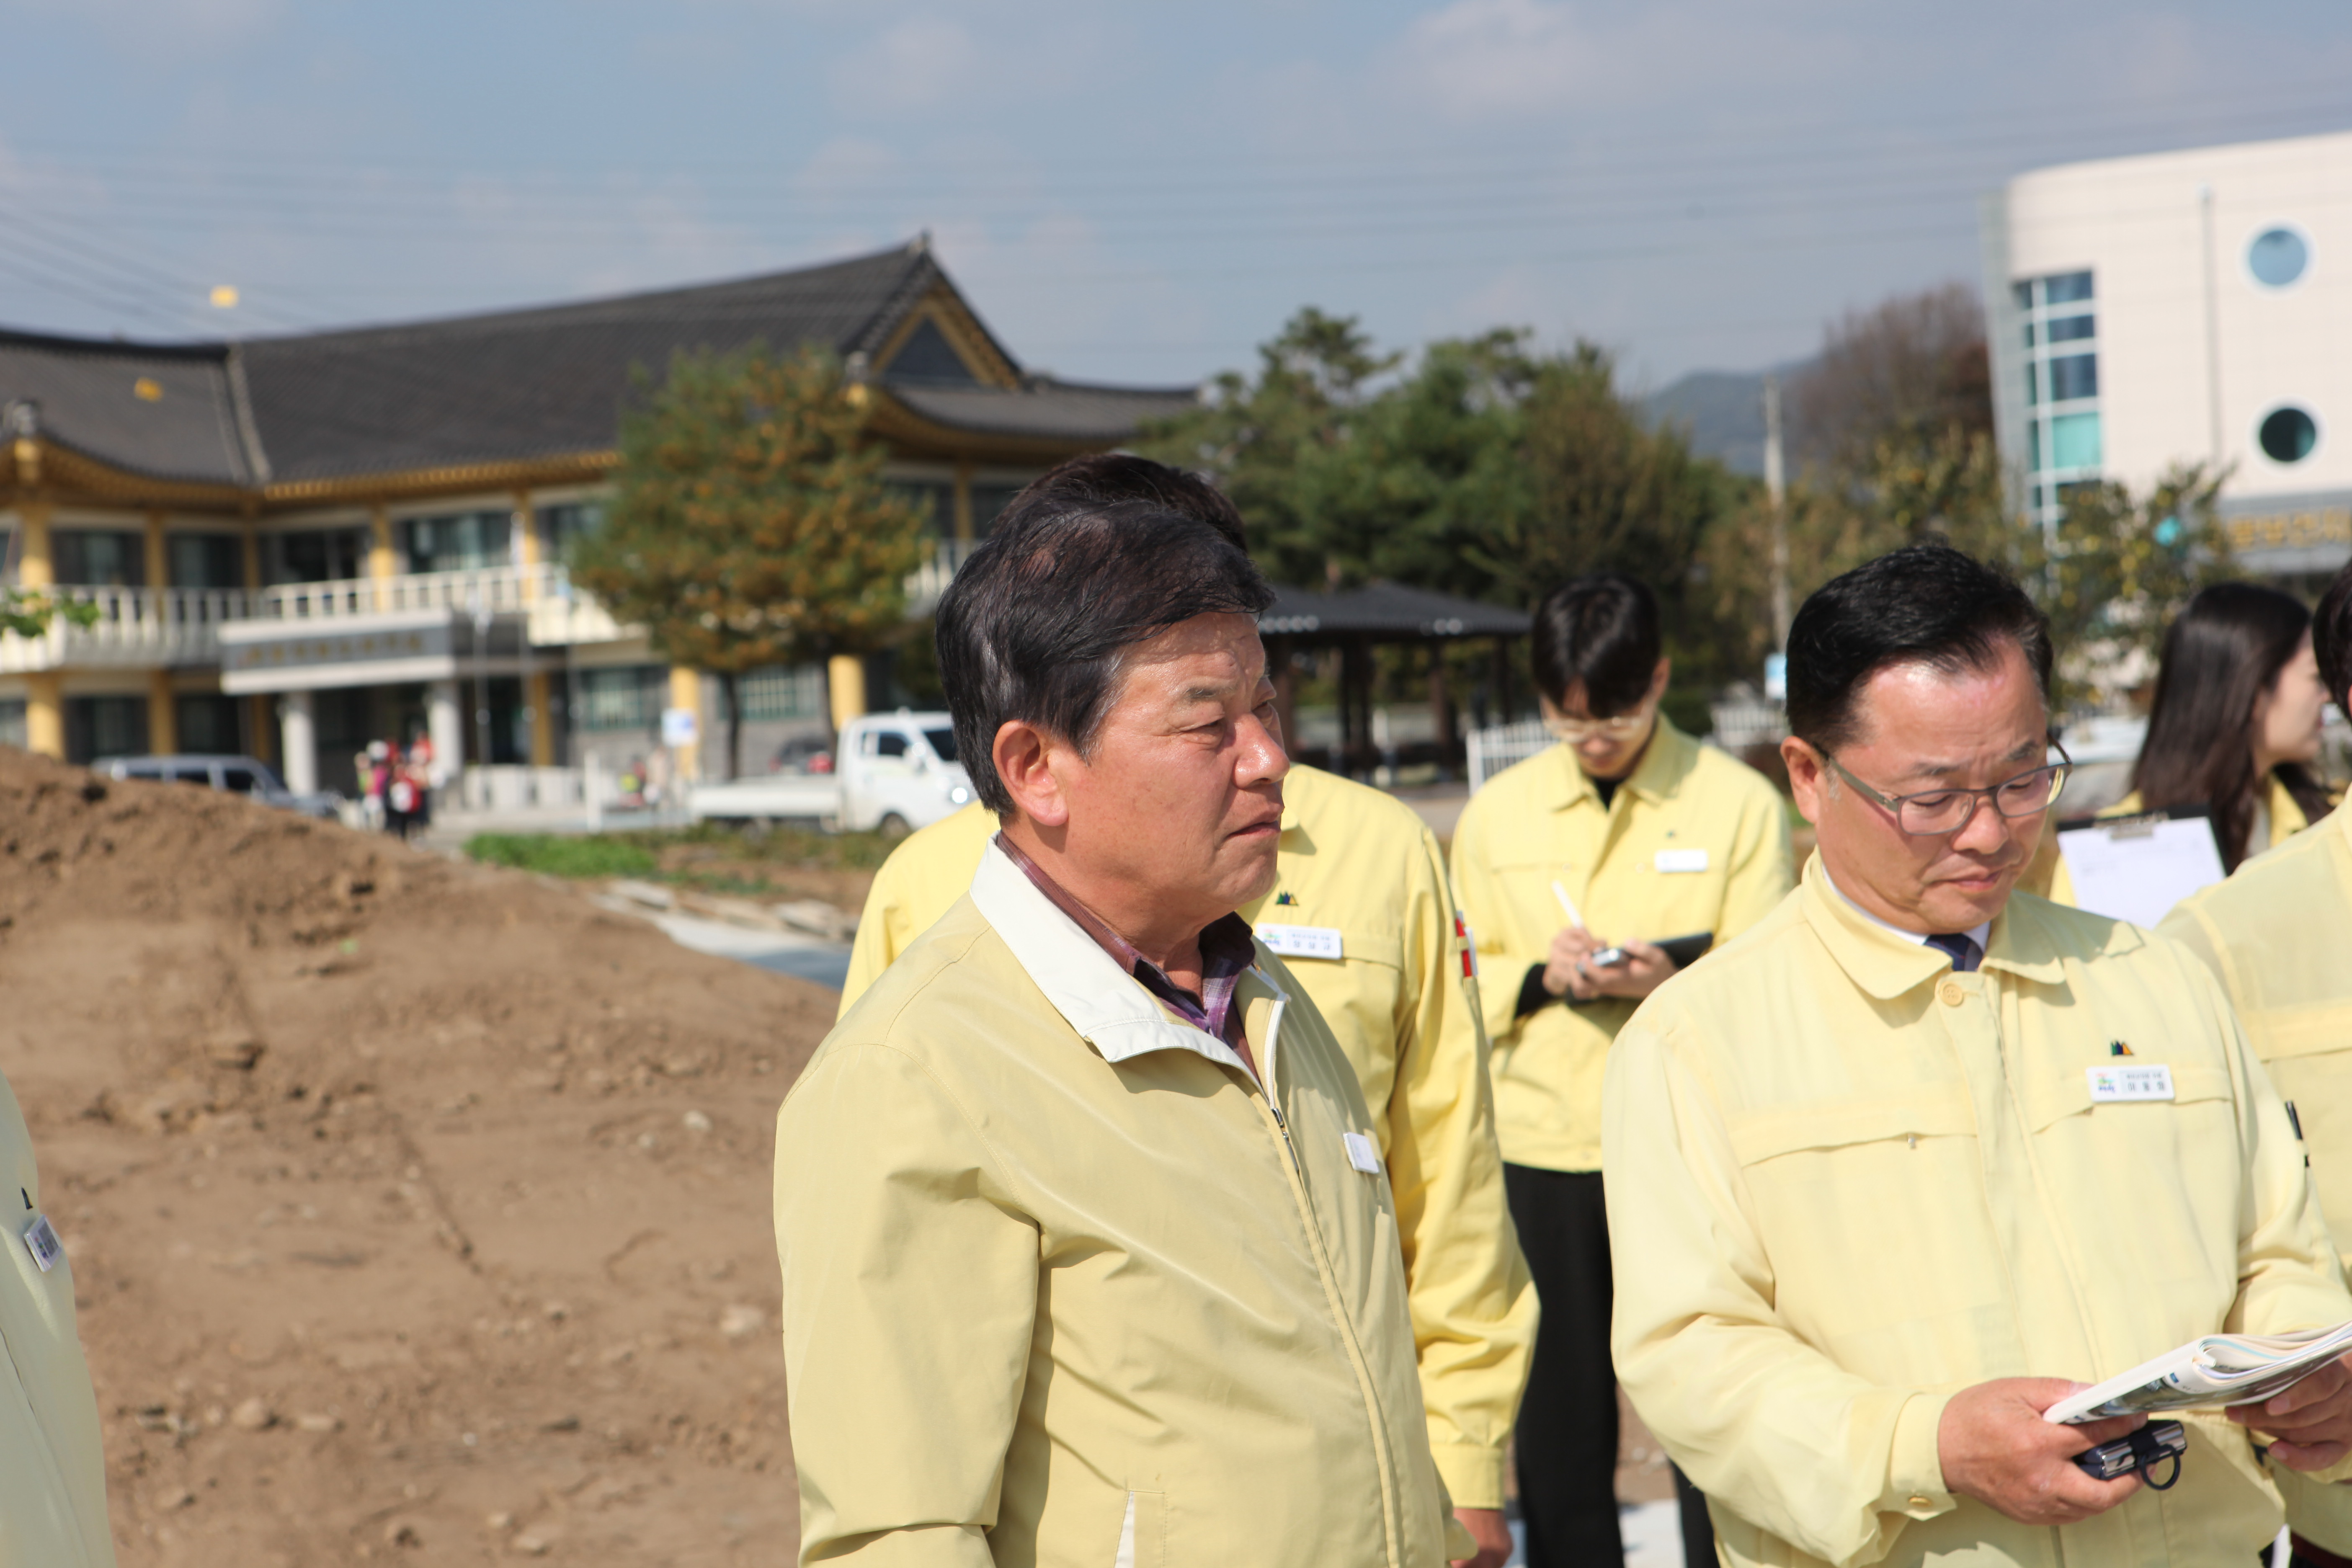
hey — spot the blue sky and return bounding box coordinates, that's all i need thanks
[0,0,2347,390]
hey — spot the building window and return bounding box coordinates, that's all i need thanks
[403,510,513,575]
[578,665,667,731]
[0,699,23,750]
[175,694,245,754]
[535,502,603,565]
[2258,405,2319,464]
[169,533,245,590]
[52,530,145,586]
[264,527,367,585]
[2248,226,2311,289]
[2015,270,2100,531]
[736,664,825,721]
[971,483,1023,536]
[2049,412,2103,469]
[890,482,953,538]
[64,695,148,763]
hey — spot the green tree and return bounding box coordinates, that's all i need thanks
[1141,307,1400,587]
[572,343,927,779]
[2043,463,2231,708]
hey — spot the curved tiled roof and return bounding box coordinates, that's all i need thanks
[0,330,258,486]
[0,242,1194,495]
[887,378,1198,442]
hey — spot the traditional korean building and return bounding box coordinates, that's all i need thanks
[0,238,1196,793]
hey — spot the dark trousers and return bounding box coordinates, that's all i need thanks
[1506,1164,1622,1568]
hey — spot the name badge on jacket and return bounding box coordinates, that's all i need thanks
[1258,924,1344,962]
[2088,1064,2174,1103]
[1655,848,1710,874]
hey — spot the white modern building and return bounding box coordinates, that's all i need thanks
[1981,128,2352,580]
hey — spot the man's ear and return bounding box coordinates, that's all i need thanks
[1651,657,1671,699]
[992,719,1073,829]
[1782,735,1828,827]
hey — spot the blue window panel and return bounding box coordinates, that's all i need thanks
[2047,314,2094,343]
[2027,418,2042,471]
[2249,228,2309,288]
[2014,281,2034,309]
[2050,411,2102,470]
[2047,271,2094,304]
[2050,354,2098,402]
[2025,362,2039,406]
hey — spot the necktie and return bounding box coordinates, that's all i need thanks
[1925,931,1982,974]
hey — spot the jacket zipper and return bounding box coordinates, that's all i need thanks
[1267,1101,1302,1177]
[1246,979,1406,1568]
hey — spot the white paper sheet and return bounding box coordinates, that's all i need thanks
[2056,815,2226,928]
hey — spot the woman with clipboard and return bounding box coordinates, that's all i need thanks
[2042,582,2337,907]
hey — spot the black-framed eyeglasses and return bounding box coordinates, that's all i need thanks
[1823,742,2073,836]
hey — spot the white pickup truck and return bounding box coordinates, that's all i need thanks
[687,711,975,836]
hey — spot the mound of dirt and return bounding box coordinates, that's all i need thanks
[0,748,834,1565]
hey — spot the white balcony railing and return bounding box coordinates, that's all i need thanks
[1,545,974,673]
[0,584,258,673]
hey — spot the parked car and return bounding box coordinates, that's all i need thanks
[102,754,344,820]
[690,712,972,836]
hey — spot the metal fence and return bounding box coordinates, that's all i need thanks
[1465,719,1551,792]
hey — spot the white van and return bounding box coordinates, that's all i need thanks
[688,712,974,836]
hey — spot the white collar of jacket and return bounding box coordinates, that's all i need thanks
[970,836,1274,1078]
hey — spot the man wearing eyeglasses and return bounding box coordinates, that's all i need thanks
[1603,543,2352,1568]
[1451,571,1792,1567]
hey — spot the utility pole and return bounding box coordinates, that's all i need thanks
[1764,375,1791,652]
[2199,183,2224,472]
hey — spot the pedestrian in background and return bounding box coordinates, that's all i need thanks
[1451,571,1791,1568]
[837,454,1537,1567]
[1607,542,2352,1568]
[2161,557,2352,1568]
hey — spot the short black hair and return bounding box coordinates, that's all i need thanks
[1785,542,2053,752]
[994,453,1248,552]
[1531,573,1660,715]
[2317,557,2352,715]
[936,498,1273,814]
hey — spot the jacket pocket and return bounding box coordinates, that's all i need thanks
[2021,1062,2234,1132]
[1114,1489,1165,1568]
[1726,1085,1975,1166]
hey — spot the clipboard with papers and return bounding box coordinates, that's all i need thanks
[2054,806,2226,929]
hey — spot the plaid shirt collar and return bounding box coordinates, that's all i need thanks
[994,833,1256,1051]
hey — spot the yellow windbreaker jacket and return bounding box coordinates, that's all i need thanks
[1450,720,1792,1172]
[776,842,1461,1566]
[837,769,1536,1508]
[2161,807,2352,1554]
[0,1069,116,1568]
[1604,859,2352,1568]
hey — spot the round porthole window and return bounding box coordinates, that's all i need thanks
[2258,405,2318,464]
[2248,226,2311,288]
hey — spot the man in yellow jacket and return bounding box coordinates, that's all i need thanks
[837,455,1534,1567]
[0,1066,116,1568]
[1604,542,2352,1568]
[776,494,1468,1565]
[2159,559,2352,1568]
[1450,570,1791,1567]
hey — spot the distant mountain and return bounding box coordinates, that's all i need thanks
[1642,360,1816,478]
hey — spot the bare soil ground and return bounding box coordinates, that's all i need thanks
[0,745,1672,1565]
[0,748,834,1565]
